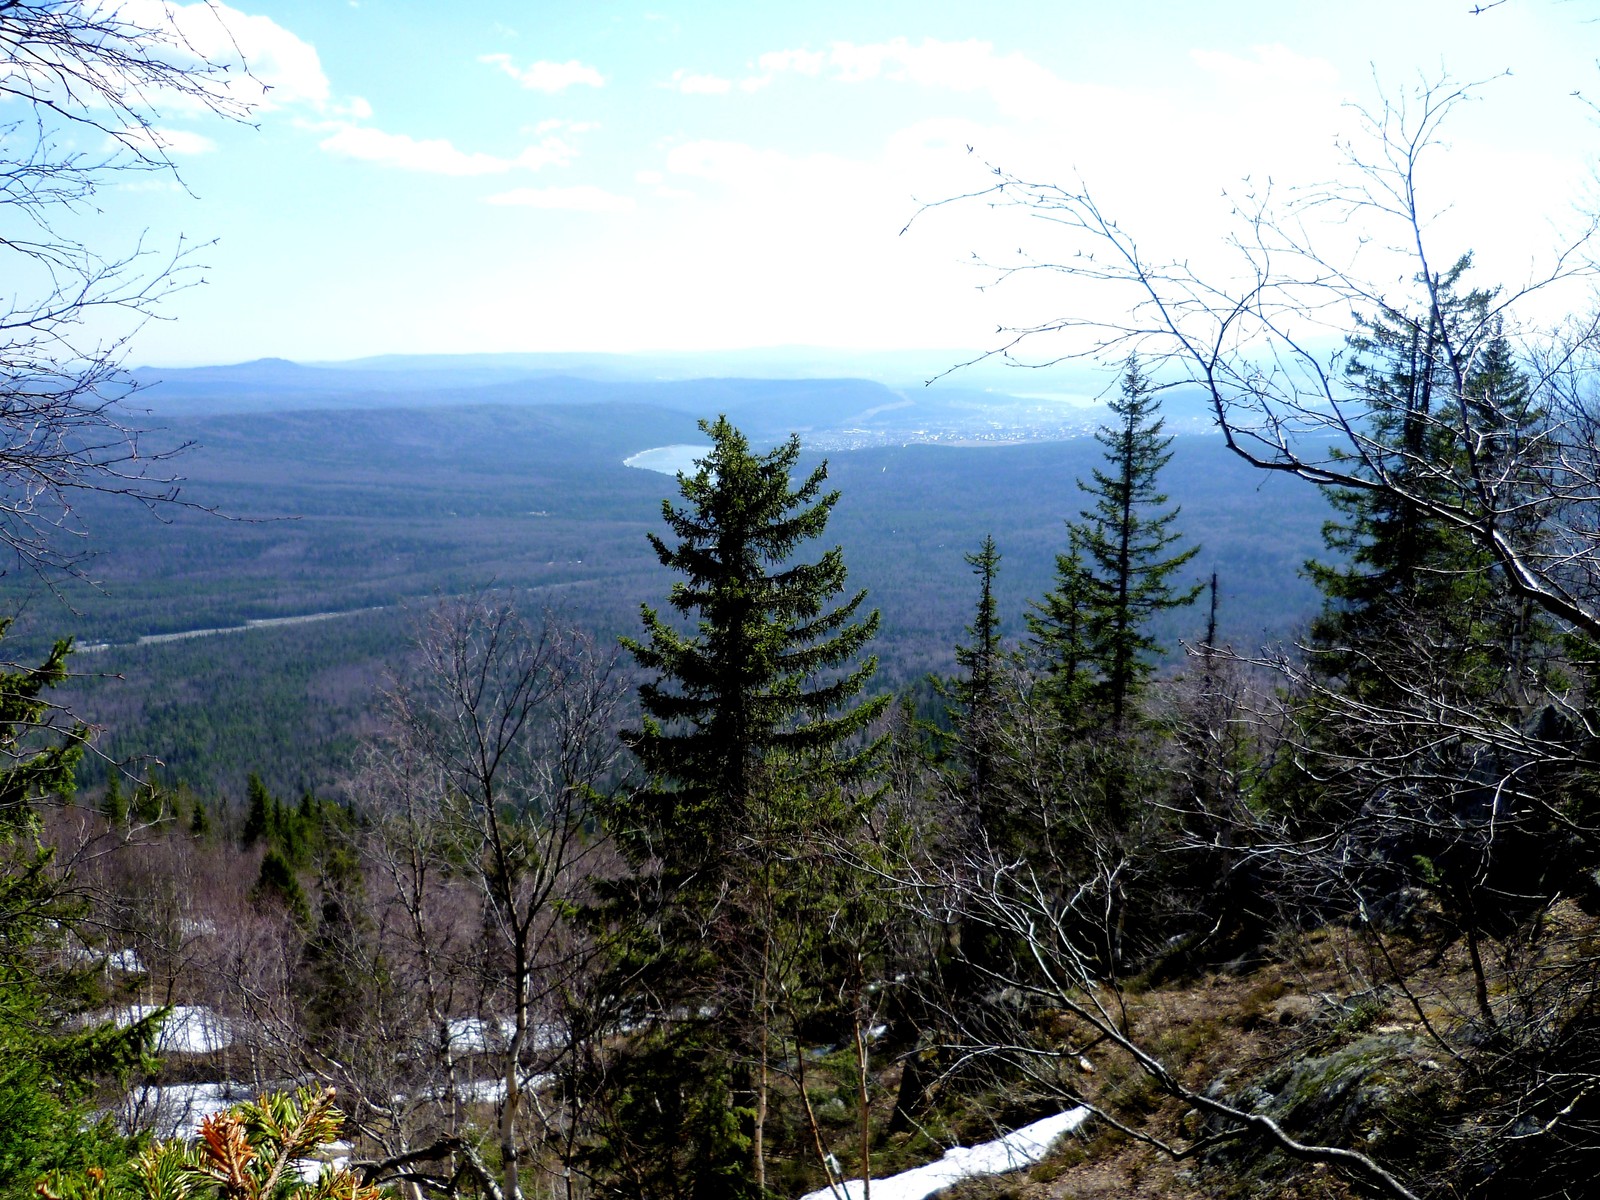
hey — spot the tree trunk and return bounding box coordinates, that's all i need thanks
[754,936,769,1195]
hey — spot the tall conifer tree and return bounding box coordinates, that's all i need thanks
[1032,356,1201,734]
[616,415,886,879]
[945,535,1004,826]
[600,415,886,1198]
[1027,544,1094,727]
[1306,261,1559,715]
[1306,256,1502,699]
[1294,264,1569,996]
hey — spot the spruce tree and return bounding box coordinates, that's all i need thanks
[253,849,311,927]
[241,772,271,847]
[602,414,887,1197]
[1306,256,1503,700]
[944,535,1005,826]
[1033,356,1201,734]
[615,414,886,883]
[1306,266,1561,725]
[1295,265,1571,996]
[100,772,125,826]
[1468,323,1560,708]
[1026,544,1095,727]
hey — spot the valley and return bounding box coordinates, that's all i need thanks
[1,355,1329,798]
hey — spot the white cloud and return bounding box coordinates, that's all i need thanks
[633,167,692,199]
[0,1,331,123]
[736,55,790,91]
[735,50,825,93]
[667,69,732,95]
[825,41,893,85]
[504,133,997,354]
[511,139,576,170]
[481,54,605,92]
[713,35,1349,242]
[1190,44,1339,90]
[318,125,574,175]
[209,4,331,109]
[485,185,634,212]
[118,0,332,112]
[330,96,373,121]
[740,37,1073,119]
[664,139,785,185]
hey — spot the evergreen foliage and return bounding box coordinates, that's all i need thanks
[40,1086,382,1200]
[613,414,887,883]
[1306,257,1516,699]
[1026,543,1095,726]
[0,629,84,831]
[1303,261,1562,738]
[253,848,312,926]
[297,838,372,1046]
[0,628,155,1198]
[241,772,271,847]
[946,535,1004,767]
[1030,357,1201,733]
[0,847,161,1198]
[603,415,888,1196]
[578,1031,753,1200]
[954,535,1003,710]
[1290,259,1580,983]
[102,774,126,826]
[129,772,164,826]
[939,535,1017,846]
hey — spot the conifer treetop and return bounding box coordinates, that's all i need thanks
[619,415,886,865]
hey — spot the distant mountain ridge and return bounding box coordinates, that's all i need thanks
[126,349,1221,438]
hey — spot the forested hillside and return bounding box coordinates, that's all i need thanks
[0,396,1326,797]
[20,312,1600,1199]
[11,5,1600,1200]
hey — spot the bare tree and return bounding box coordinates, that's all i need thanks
[896,841,1430,1200]
[899,77,1600,1194]
[345,596,628,1200]
[909,78,1600,642]
[0,1,256,575]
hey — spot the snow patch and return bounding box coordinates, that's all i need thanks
[446,1016,514,1051]
[121,1081,252,1140]
[106,947,145,973]
[292,1141,352,1183]
[445,1016,562,1053]
[115,1004,235,1054]
[796,1107,1091,1200]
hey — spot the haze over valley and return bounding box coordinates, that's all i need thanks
[10,349,1324,796]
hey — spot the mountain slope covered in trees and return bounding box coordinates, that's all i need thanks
[14,4,1600,1196]
[0,389,1328,798]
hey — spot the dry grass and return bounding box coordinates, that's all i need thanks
[962,911,1586,1200]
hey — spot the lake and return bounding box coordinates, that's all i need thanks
[623,444,713,475]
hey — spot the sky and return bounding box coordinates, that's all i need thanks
[46,0,1600,366]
